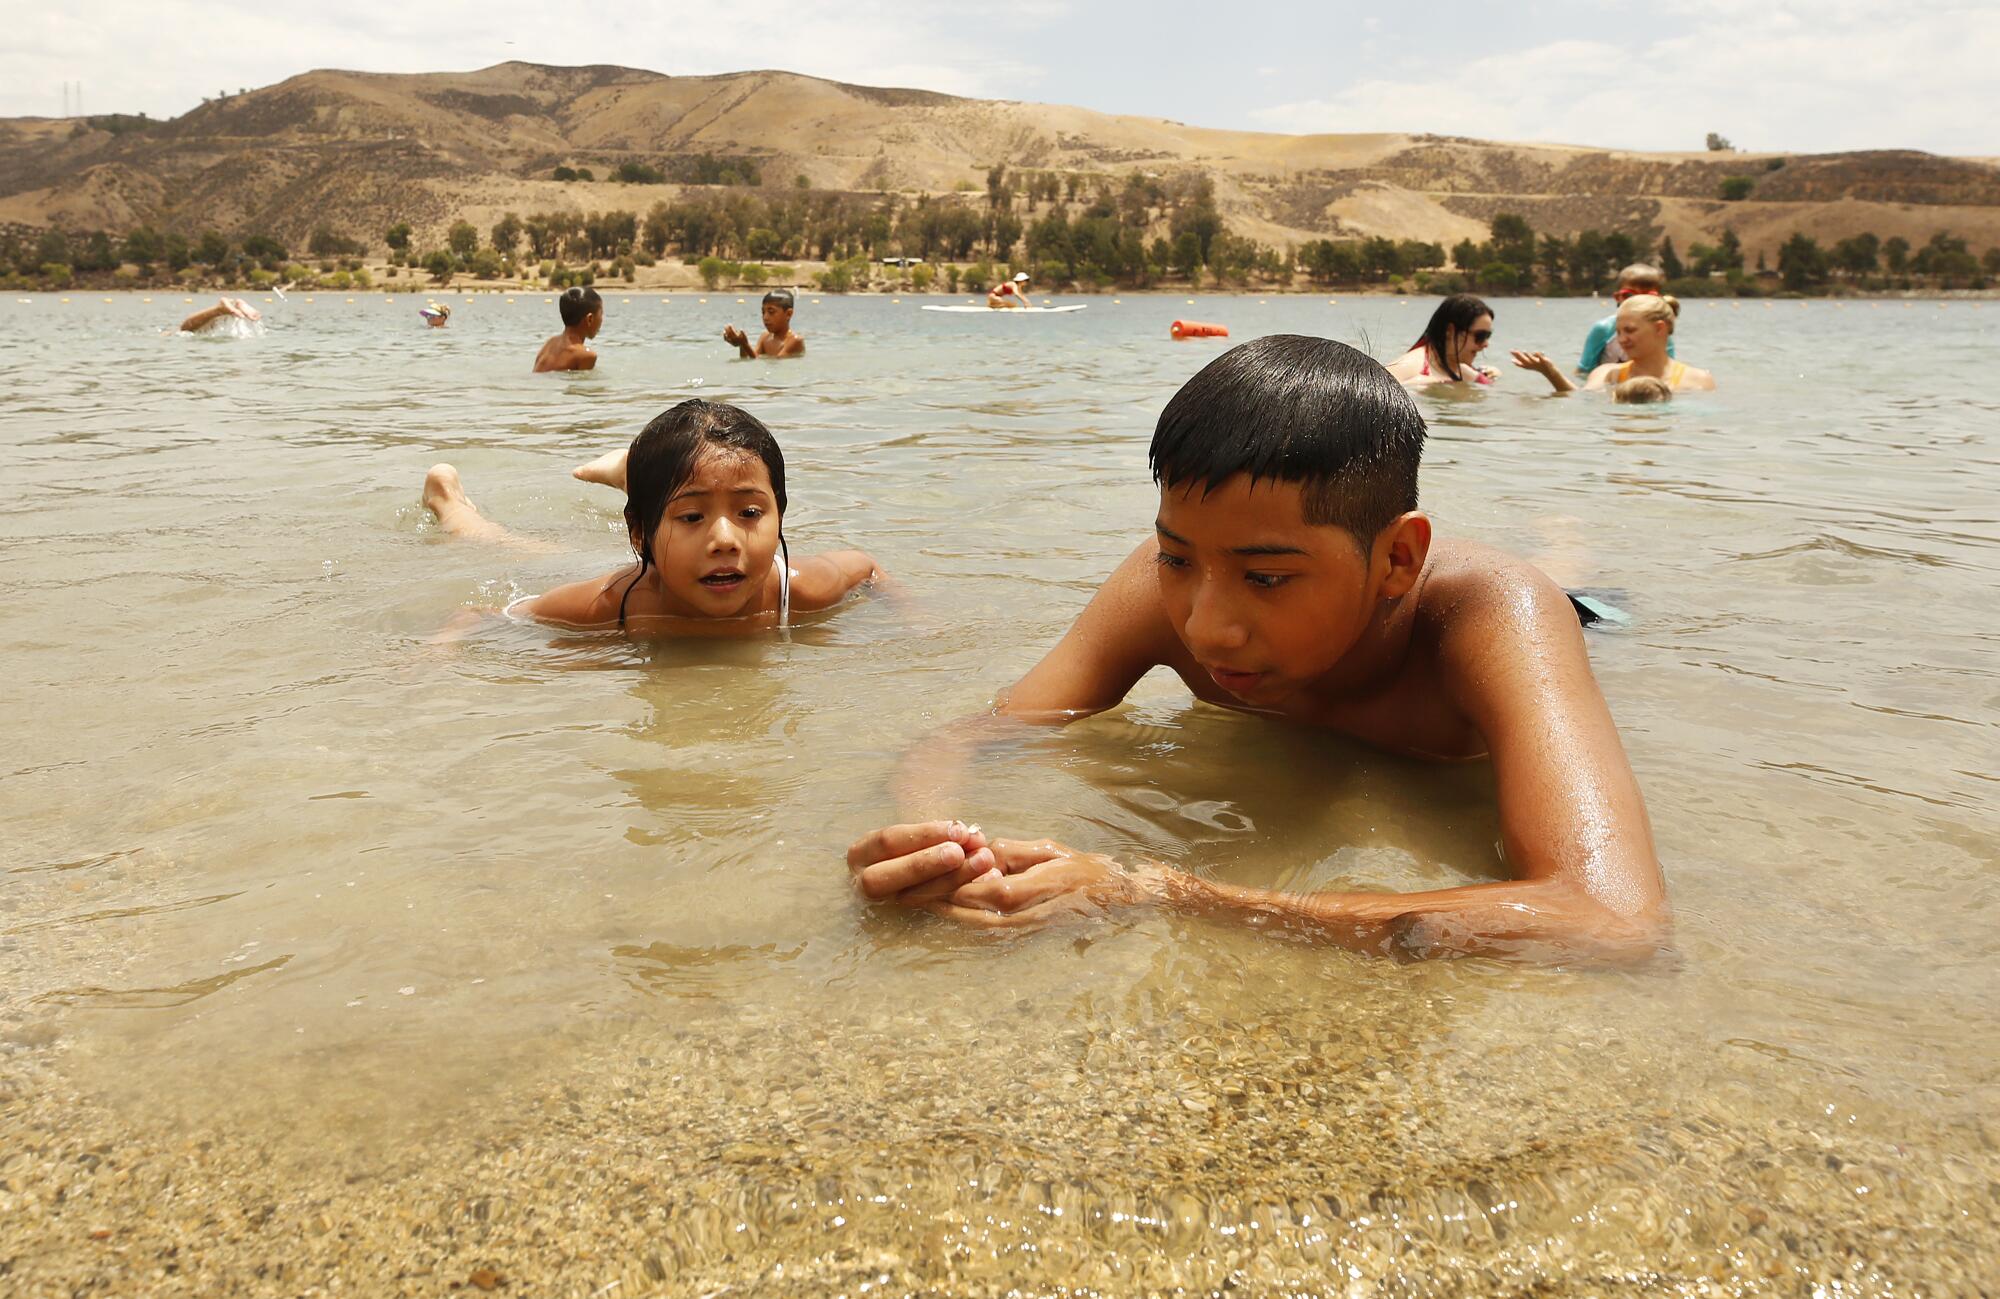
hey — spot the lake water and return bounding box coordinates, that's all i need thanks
[2,290,1996,1295]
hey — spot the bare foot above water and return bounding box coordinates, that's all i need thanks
[420,463,558,551]
[572,447,629,493]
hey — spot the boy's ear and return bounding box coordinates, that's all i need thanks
[1374,512,1432,601]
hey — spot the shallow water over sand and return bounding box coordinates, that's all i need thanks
[2,291,1997,1294]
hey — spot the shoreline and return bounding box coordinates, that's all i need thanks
[9,285,1999,302]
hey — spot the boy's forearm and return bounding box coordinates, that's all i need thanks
[1149,870,1663,962]
[892,710,1051,820]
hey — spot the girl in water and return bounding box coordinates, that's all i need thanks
[1513,295,1715,395]
[1385,293,1498,387]
[421,399,884,634]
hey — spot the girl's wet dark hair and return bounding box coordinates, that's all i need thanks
[618,399,787,627]
[1414,293,1493,382]
[1150,334,1426,546]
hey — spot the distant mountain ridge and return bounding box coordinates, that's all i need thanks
[2,61,1996,261]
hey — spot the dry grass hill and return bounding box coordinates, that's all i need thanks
[2,61,1997,262]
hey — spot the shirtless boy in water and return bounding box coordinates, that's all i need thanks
[722,289,805,359]
[534,287,602,372]
[848,336,1669,963]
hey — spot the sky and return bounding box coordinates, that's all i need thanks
[5,0,1995,156]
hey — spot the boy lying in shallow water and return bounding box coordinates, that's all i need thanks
[848,336,1668,962]
[422,399,883,634]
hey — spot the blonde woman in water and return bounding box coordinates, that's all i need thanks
[1513,294,1715,395]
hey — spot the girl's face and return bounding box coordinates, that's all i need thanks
[638,448,782,618]
[1451,314,1493,368]
[1615,305,1666,359]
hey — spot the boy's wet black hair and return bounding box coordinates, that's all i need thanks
[1413,293,1492,382]
[559,286,603,327]
[619,399,788,627]
[1150,334,1426,545]
[762,288,795,310]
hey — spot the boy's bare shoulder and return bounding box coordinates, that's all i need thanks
[1093,539,1193,662]
[1418,538,1572,619]
[1413,538,1583,669]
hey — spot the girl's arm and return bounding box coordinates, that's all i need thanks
[1509,351,1576,394]
[511,573,627,628]
[790,550,885,611]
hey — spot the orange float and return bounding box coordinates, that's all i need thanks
[1170,319,1228,339]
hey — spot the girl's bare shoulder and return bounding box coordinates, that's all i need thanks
[519,570,633,627]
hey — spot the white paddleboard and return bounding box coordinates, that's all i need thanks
[921,304,1088,314]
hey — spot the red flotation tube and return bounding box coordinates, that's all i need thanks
[1170,320,1229,339]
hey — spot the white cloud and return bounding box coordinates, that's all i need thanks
[1253,2,2000,155]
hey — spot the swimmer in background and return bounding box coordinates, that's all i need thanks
[421,304,451,328]
[1612,376,1672,404]
[533,287,601,372]
[722,289,805,358]
[177,297,260,333]
[420,399,883,635]
[1513,297,1711,395]
[1510,351,1678,404]
[1585,295,1712,392]
[1578,263,1677,372]
[1386,294,1499,387]
[986,271,1031,309]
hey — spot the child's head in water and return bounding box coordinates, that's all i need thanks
[559,286,603,338]
[761,288,795,335]
[620,399,787,626]
[1613,376,1673,404]
[1147,334,1429,705]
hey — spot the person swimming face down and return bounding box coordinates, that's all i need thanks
[619,400,789,627]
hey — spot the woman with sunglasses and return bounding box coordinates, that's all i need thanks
[1386,294,1498,388]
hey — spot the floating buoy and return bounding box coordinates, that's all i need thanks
[1171,320,1229,339]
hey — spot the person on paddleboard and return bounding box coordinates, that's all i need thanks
[987,271,1030,309]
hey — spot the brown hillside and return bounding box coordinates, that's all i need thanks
[2,61,1997,261]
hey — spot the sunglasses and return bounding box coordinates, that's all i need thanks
[1470,329,1493,343]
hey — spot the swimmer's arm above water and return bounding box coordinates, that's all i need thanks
[1510,351,1577,394]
